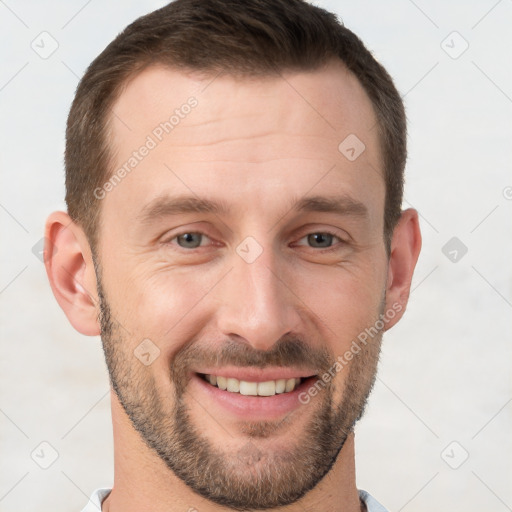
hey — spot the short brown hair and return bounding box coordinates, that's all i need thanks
[65,0,406,253]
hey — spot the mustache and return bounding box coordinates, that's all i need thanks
[170,335,333,392]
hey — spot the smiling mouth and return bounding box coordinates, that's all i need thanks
[198,373,316,396]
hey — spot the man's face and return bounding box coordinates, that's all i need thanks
[96,62,389,509]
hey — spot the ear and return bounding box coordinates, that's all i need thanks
[44,211,101,336]
[384,208,422,330]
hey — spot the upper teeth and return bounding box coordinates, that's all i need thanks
[205,374,301,396]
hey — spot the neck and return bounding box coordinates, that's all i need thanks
[102,391,362,512]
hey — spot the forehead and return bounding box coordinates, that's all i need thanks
[109,60,379,153]
[103,61,384,228]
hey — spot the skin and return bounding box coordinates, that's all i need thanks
[45,60,421,512]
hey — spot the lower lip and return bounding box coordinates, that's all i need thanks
[189,373,317,420]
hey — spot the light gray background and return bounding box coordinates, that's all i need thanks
[1,1,511,511]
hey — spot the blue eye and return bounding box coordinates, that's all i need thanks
[306,233,336,248]
[176,232,205,248]
[295,232,343,249]
[168,231,343,252]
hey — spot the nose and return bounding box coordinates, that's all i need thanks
[215,244,302,351]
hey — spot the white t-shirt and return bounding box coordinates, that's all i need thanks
[81,488,389,512]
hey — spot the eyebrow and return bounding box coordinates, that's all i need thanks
[294,195,368,218]
[138,195,230,224]
[137,193,368,225]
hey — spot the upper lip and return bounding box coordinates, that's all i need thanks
[193,366,318,382]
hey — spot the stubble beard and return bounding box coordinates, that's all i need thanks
[95,270,383,510]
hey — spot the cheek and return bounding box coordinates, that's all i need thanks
[108,263,223,353]
[296,265,386,350]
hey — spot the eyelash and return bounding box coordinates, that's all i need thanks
[165,230,347,252]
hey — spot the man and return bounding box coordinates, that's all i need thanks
[44,0,421,510]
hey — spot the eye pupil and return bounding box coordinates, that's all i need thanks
[308,233,333,248]
[177,233,202,248]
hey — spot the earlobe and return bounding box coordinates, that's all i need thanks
[384,208,422,330]
[44,211,101,336]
